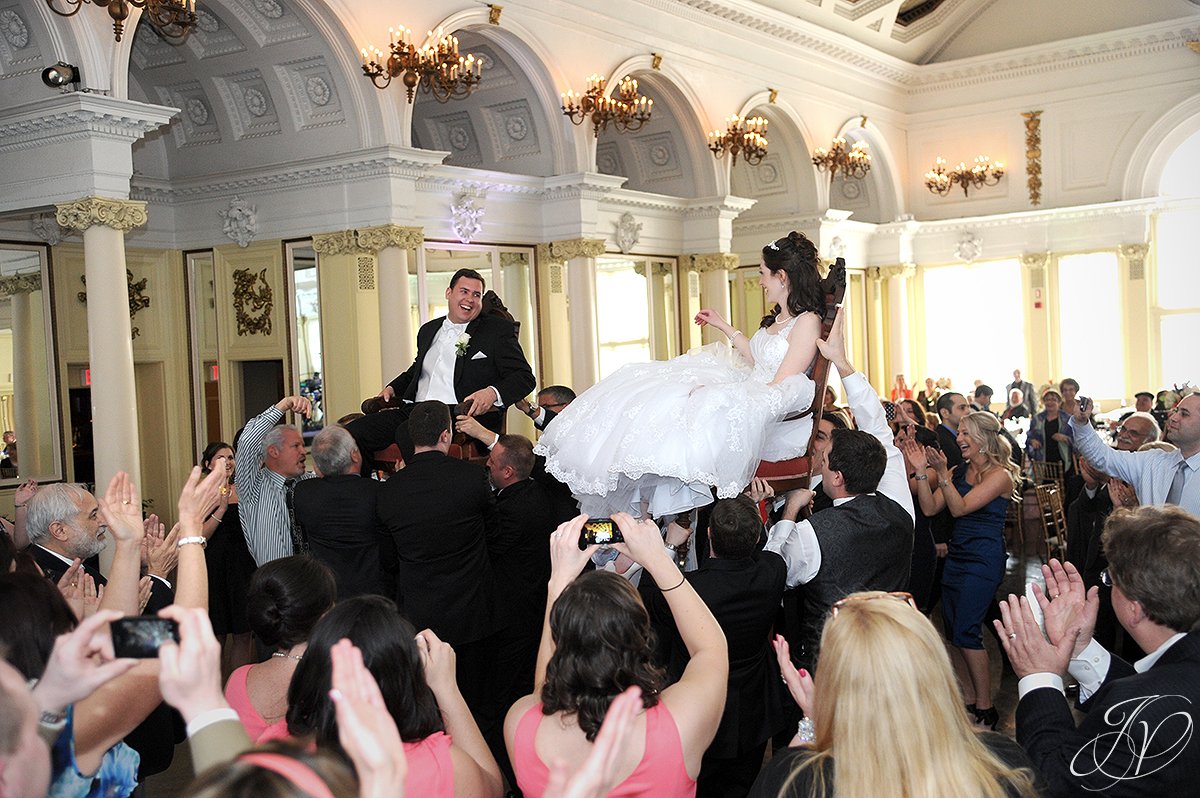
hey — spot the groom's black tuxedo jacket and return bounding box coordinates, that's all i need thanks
[1016,631,1200,797]
[387,314,535,433]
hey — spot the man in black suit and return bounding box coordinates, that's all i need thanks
[376,402,502,722]
[348,268,535,461]
[516,384,576,431]
[642,495,788,798]
[999,505,1200,797]
[292,425,387,599]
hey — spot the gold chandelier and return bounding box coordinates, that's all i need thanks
[361,27,483,104]
[812,136,871,180]
[924,155,1005,197]
[708,115,768,166]
[561,75,653,137]
[45,0,197,43]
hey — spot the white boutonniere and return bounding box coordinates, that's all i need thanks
[454,333,471,358]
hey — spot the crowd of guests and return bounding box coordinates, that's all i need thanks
[3,293,1198,798]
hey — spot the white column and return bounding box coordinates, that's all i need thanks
[8,287,42,475]
[56,197,147,490]
[567,255,599,391]
[694,253,738,345]
[356,225,424,382]
[882,264,916,388]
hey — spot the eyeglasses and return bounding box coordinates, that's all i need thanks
[540,402,568,410]
[830,591,916,618]
[1099,569,1113,587]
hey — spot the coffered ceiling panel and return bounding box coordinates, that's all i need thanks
[0,4,42,79]
[155,80,222,147]
[213,68,282,140]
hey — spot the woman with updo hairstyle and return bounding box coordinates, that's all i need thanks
[536,231,827,519]
[901,411,1020,730]
[285,595,502,798]
[198,440,258,675]
[224,555,336,742]
[749,592,1037,798]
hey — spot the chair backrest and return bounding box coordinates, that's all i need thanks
[1031,460,1065,493]
[1034,483,1069,555]
[798,258,849,483]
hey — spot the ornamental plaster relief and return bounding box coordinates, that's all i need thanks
[55,197,148,233]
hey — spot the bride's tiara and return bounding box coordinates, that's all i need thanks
[767,239,780,251]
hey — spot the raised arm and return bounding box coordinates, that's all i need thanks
[1065,399,1147,486]
[612,512,727,776]
[95,472,146,616]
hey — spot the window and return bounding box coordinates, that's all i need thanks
[1155,211,1200,388]
[922,259,1025,394]
[595,256,679,379]
[1057,252,1124,400]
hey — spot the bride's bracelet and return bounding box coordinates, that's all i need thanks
[728,330,744,341]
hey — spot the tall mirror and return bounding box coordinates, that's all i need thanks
[288,243,324,441]
[0,241,63,483]
[186,250,221,452]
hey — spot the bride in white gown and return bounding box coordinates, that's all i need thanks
[535,231,827,518]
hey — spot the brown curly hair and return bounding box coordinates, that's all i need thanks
[539,570,665,741]
[759,231,824,329]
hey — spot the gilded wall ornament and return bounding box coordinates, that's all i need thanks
[77,270,151,338]
[1022,111,1043,206]
[232,267,273,336]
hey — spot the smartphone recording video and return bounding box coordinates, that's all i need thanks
[578,518,623,550]
[111,617,180,659]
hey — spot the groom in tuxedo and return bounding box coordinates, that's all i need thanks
[347,268,535,460]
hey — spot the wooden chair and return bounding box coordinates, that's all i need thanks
[1003,494,1026,560]
[753,258,848,493]
[1031,460,1065,495]
[1034,483,1069,562]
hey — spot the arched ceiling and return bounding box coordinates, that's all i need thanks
[410,29,555,177]
[730,104,820,219]
[125,0,367,181]
[744,0,1200,64]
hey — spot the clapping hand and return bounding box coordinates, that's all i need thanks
[1031,558,1098,657]
[1109,480,1138,508]
[330,639,407,798]
[98,472,144,546]
[994,593,1081,680]
[772,634,815,724]
[415,629,458,705]
[178,465,227,535]
[14,479,37,506]
[925,446,950,477]
[146,524,181,579]
[61,571,103,621]
[544,686,643,798]
[899,438,929,474]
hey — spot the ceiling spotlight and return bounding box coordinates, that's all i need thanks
[41,62,81,90]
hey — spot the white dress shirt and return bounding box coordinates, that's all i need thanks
[763,371,916,587]
[416,319,469,404]
[1069,416,1200,515]
[1017,632,1188,701]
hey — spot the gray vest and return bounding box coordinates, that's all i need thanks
[798,493,914,671]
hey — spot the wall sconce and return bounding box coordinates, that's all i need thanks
[41,62,81,90]
[707,115,768,166]
[924,155,1005,197]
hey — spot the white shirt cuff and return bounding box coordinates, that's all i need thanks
[488,386,503,408]
[1068,638,1111,700]
[1017,672,1065,700]
[186,707,240,738]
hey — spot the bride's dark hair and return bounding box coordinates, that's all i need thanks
[760,231,824,329]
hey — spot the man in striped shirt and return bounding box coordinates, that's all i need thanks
[235,395,315,566]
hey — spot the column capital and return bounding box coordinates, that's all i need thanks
[537,238,606,265]
[55,197,147,233]
[633,261,672,277]
[0,274,42,295]
[865,266,882,281]
[690,252,739,273]
[312,230,359,256]
[356,224,424,253]
[878,263,916,280]
[1118,244,1149,281]
[1021,252,1050,270]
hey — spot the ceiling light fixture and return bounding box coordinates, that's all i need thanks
[707,115,768,166]
[561,74,653,137]
[360,26,483,104]
[924,155,1005,197]
[45,0,197,44]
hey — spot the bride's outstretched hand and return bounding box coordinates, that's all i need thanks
[814,307,849,371]
[694,309,731,336]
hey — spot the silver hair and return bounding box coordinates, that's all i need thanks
[1123,412,1161,442]
[262,425,294,456]
[311,425,358,477]
[25,483,91,545]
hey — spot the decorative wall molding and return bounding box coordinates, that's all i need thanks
[55,197,148,233]
[690,252,740,273]
[76,270,151,338]
[218,195,257,247]
[954,232,982,263]
[0,274,42,295]
[615,212,642,254]
[1119,243,1149,280]
[0,96,178,155]
[355,225,424,253]
[878,263,916,279]
[451,192,486,243]
[30,214,70,246]
[1022,111,1043,206]
[231,267,273,336]
[1020,252,1050,271]
[536,238,606,265]
[311,230,358,256]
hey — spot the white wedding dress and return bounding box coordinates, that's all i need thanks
[535,315,816,518]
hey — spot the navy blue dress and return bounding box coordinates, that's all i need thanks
[940,463,1008,649]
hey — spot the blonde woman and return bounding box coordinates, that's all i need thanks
[749,592,1037,798]
[900,412,1020,729]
